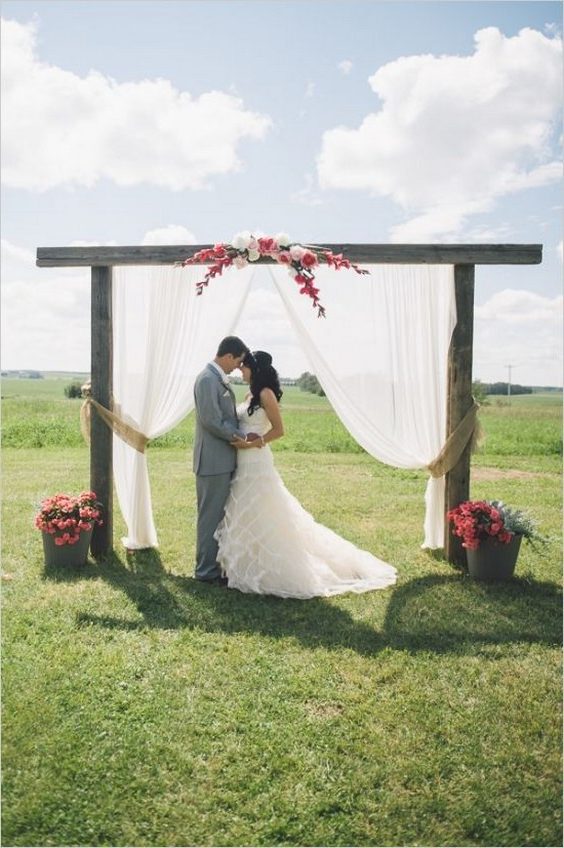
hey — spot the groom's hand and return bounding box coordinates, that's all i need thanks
[230,432,262,449]
[231,435,252,449]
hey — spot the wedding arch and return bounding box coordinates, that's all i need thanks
[36,242,542,566]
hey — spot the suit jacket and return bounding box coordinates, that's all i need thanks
[193,364,246,475]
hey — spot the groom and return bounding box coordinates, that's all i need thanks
[193,335,253,584]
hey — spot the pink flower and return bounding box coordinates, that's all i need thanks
[258,237,277,253]
[36,490,102,545]
[301,251,318,268]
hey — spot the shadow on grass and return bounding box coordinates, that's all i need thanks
[47,547,563,657]
[383,572,562,653]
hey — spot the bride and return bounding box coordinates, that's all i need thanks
[214,350,397,598]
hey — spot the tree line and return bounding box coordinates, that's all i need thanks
[297,373,533,403]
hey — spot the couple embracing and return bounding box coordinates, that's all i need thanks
[193,336,397,598]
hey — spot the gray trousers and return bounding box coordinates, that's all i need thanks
[195,472,232,581]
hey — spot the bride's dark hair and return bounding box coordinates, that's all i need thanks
[243,350,283,415]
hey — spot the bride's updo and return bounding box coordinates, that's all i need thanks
[243,350,283,415]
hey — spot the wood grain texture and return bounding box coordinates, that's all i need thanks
[37,243,543,267]
[90,266,113,557]
[444,264,475,566]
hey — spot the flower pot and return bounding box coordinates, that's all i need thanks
[42,526,93,568]
[466,534,523,582]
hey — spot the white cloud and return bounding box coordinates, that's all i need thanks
[318,27,562,241]
[69,239,118,247]
[305,81,315,98]
[475,289,562,323]
[1,238,35,265]
[1,17,272,191]
[142,226,197,245]
[1,271,91,370]
[338,60,353,75]
[557,241,563,262]
[474,289,563,385]
[290,174,323,207]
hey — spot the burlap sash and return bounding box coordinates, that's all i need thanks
[427,400,482,478]
[80,383,148,453]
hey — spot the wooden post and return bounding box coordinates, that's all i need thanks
[90,266,113,557]
[445,264,475,565]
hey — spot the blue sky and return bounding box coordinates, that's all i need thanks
[1,0,562,384]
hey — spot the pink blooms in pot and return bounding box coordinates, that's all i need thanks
[447,499,543,550]
[35,491,103,546]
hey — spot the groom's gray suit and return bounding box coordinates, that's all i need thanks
[193,363,246,581]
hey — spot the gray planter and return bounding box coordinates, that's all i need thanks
[42,526,93,568]
[466,534,523,582]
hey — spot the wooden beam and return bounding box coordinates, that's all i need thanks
[445,264,475,566]
[37,243,543,267]
[90,266,113,558]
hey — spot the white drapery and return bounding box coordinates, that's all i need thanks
[268,264,456,548]
[111,262,455,550]
[112,264,254,548]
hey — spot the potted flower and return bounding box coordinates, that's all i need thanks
[35,491,103,568]
[447,499,544,582]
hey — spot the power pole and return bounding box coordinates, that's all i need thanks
[506,364,512,402]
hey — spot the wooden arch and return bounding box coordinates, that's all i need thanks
[36,243,542,565]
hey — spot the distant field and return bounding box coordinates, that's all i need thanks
[1,375,88,399]
[2,378,561,466]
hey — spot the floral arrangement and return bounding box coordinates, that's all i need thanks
[35,491,103,546]
[447,499,542,550]
[181,231,369,317]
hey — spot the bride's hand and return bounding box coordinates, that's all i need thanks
[231,436,256,449]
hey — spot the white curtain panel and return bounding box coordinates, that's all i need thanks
[269,264,457,548]
[113,263,254,548]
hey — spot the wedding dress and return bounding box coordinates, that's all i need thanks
[215,403,397,598]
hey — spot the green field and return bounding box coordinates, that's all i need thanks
[1,379,562,847]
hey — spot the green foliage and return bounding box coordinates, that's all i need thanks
[296,371,325,396]
[64,382,83,399]
[485,382,533,395]
[472,379,489,405]
[490,500,547,546]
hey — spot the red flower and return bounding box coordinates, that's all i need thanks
[301,250,318,268]
[448,499,516,549]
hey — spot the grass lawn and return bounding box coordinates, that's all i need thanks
[1,387,562,846]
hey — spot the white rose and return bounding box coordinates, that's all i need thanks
[289,245,305,260]
[247,249,260,262]
[231,231,252,250]
[275,232,291,247]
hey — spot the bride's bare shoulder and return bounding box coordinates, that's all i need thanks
[259,387,280,406]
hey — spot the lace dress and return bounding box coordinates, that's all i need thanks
[215,403,397,598]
